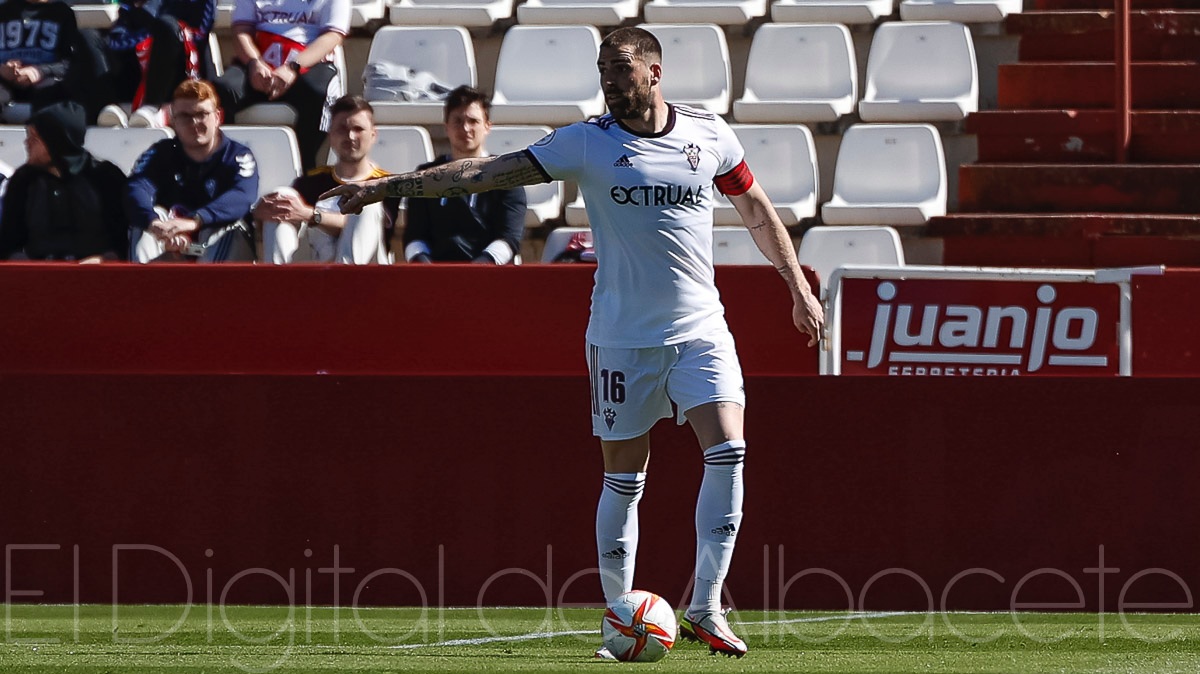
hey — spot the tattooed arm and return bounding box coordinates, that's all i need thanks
[320,151,548,215]
[728,181,824,347]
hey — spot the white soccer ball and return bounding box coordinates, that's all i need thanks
[601,590,677,662]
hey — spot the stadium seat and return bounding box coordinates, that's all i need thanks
[491,25,605,125]
[221,126,303,198]
[339,125,435,173]
[484,125,563,226]
[821,123,946,226]
[235,46,348,126]
[640,24,731,114]
[770,0,893,24]
[565,193,589,226]
[712,227,769,264]
[83,128,173,175]
[68,1,119,29]
[389,0,515,26]
[714,124,817,226]
[858,21,978,122]
[899,0,1020,22]
[363,26,477,126]
[541,226,590,262]
[517,0,642,25]
[0,125,27,168]
[644,0,767,24]
[733,23,857,124]
[796,225,904,293]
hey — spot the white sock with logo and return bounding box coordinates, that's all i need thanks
[690,440,747,616]
[596,472,646,604]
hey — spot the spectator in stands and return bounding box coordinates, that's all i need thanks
[257,95,397,264]
[212,0,349,172]
[97,0,218,128]
[0,101,128,261]
[404,86,525,265]
[127,80,259,263]
[0,0,103,119]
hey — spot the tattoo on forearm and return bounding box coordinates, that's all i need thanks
[749,219,770,230]
[452,161,472,182]
[385,176,425,198]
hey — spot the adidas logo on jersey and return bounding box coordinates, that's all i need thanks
[711,523,737,537]
[613,154,634,168]
[602,547,629,560]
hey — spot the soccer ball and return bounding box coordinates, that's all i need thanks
[601,590,677,662]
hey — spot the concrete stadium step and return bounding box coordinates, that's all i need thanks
[928,213,1200,267]
[1010,10,1200,60]
[958,163,1200,212]
[967,110,1200,162]
[997,62,1200,109]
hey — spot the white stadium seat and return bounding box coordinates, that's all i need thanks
[221,126,303,198]
[734,23,857,124]
[68,1,119,28]
[858,21,978,122]
[712,227,769,264]
[714,125,817,226]
[641,24,731,114]
[770,0,893,24]
[518,0,642,25]
[491,25,605,125]
[541,226,590,262]
[565,193,590,226]
[821,123,946,226]
[84,128,173,175]
[797,225,905,293]
[364,26,477,126]
[484,125,563,226]
[0,126,27,168]
[644,0,767,24]
[899,0,1021,22]
[353,125,435,173]
[389,0,514,26]
[235,47,348,126]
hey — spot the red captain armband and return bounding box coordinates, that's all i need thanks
[714,160,754,196]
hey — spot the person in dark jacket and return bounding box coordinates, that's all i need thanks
[404,86,526,264]
[0,101,128,261]
[98,0,217,128]
[127,79,258,262]
[0,0,102,117]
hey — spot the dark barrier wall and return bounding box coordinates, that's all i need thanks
[4,375,1199,612]
[0,265,818,376]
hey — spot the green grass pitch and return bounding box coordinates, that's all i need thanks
[5,605,1200,672]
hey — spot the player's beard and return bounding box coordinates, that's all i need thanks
[607,80,653,120]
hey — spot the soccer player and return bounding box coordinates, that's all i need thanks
[322,26,824,659]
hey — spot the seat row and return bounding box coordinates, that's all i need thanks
[0,121,947,229]
[364,22,978,127]
[66,0,1021,29]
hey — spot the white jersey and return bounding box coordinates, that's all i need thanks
[232,0,350,46]
[526,105,752,348]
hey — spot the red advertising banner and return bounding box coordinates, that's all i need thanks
[836,276,1123,376]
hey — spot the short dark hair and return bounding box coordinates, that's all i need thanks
[328,95,374,121]
[600,27,662,64]
[443,85,491,122]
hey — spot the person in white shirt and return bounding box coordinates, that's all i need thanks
[321,26,823,660]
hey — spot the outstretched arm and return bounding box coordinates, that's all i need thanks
[321,151,548,215]
[728,181,825,347]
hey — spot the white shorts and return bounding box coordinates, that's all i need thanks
[587,330,745,441]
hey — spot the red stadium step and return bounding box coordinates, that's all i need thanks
[997,63,1200,109]
[1009,10,1200,60]
[958,163,1200,212]
[968,110,1200,162]
[929,213,1200,267]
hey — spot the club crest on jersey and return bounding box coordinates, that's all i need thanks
[604,407,617,430]
[682,143,701,171]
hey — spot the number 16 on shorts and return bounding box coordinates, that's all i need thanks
[588,344,675,441]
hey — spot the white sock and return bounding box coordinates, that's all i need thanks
[596,471,646,604]
[690,440,746,615]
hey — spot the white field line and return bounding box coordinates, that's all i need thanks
[383,610,906,651]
